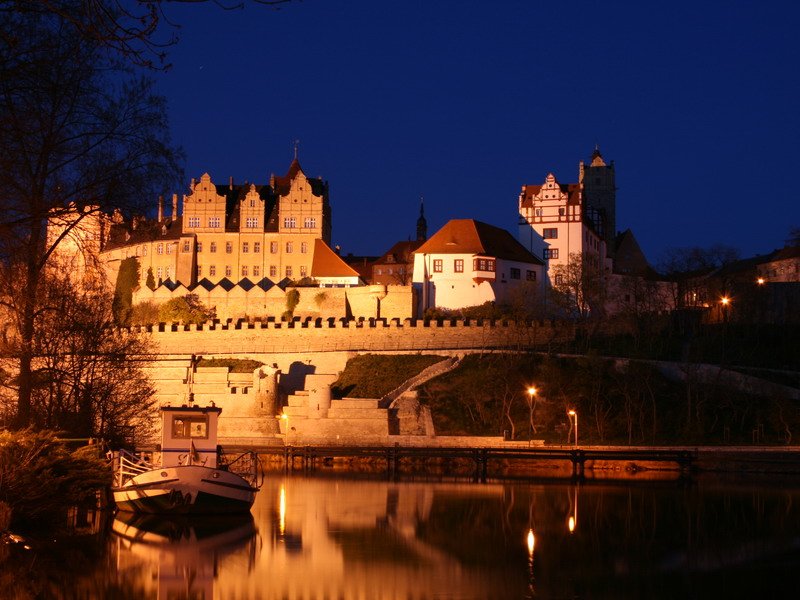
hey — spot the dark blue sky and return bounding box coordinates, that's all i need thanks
[154,0,800,264]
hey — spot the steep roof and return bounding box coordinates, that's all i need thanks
[415,219,543,264]
[519,181,582,208]
[373,240,424,266]
[311,239,361,278]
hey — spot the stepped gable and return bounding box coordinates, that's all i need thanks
[519,175,581,209]
[416,219,543,264]
[270,157,327,197]
[311,239,361,278]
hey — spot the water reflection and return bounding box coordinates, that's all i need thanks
[112,513,256,599]
[8,477,800,598]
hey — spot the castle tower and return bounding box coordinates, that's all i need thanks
[416,197,427,241]
[579,146,616,246]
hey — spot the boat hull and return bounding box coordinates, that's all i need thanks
[112,465,257,515]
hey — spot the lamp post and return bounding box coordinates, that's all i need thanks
[568,410,578,447]
[526,386,537,443]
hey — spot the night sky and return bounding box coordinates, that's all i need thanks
[153,0,800,265]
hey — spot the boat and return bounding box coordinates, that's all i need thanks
[111,404,261,514]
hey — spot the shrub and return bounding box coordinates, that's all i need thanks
[158,294,215,325]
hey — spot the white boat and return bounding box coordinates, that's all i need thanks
[111,404,260,514]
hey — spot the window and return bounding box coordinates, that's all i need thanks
[543,249,559,259]
[304,217,316,228]
[197,265,203,277]
[433,259,443,273]
[242,242,249,253]
[283,217,296,228]
[225,265,232,277]
[473,258,496,272]
[526,270,536,281]
[242,266,248,277]
[249,199,256,208]
[300,241,308,254]
[166,244,172,255]
[142,246,147,256]
[543,228,558,239]
[156,267,163,280]
[558,208,565,216]
[188,217,200,228]
[253,242,261,253]
[210,242,217,253]
[209,265,216,277]
[208,217,221,228]
[285,265,292,278]
[269,265,277,278]
[157,243,163,255]
[225,242,232,254]
[183,240,191,252]
[253,265,260,277]
[510,268,521,280]
[535,208,543,217]
[270,242,278,254]
[300,265,307,277]
[165,266,171,278]
[196,242,202,253]
[454,259,464,273]
[172,415,208,439]
[376,268,383,275]
[286,242,293,253]
[245,217,259,228]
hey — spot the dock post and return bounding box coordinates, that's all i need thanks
[480,448,488,483]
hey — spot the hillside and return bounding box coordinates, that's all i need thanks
[331,354,446,399]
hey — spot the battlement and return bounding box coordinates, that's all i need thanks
[128,318,573,355]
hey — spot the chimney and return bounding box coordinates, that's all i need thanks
[172,193,178,220]
[157,195,163,222]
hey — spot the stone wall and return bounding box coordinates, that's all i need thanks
[134,318,573,355]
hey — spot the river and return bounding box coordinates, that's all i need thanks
[4,474,800,598]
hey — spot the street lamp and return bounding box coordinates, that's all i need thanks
[756,277,765,285]
[567,410,578,447]
[526,387,537,444]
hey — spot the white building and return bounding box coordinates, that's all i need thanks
[518,148,615,285]
[412,219,544,316]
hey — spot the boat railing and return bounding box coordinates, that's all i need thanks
[111,449,155,487]
[218,449,261,489]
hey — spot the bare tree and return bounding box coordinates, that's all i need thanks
[550,252,605,321]
[0,7,180,427]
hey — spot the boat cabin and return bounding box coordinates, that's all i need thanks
[161,405,221,468]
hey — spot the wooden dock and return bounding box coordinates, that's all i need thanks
[239,445,698,481]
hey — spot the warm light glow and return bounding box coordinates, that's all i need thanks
[526,529,535,555]
[527,387,537,396]
[280,414,288,420]
[279,485,286,535]
[721,296,730,305]
[568,516,575,533]
[757,277,765,285]
[568,410,576,416]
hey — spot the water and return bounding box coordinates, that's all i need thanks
[4,475,800,599]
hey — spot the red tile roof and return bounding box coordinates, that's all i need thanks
[311,239,361,278]
[415,219,542,264]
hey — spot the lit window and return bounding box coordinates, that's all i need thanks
[188,217,200,228]
[165,266,171,278]
[286,242,293,253]
[157,267,163,280]
[208,217,221,228]
[142,246,147,256]
[270,242,278,254]
[300,265,307,277]
[304,217,316,228]
[245,217,259,228]
[157,243,163,255]
[166,244,172,255]
[454,259,464,273]
[283,217,296,228]
[433,259,442,273]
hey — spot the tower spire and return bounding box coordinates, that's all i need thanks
[416,196,427,241]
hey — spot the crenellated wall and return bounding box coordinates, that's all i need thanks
[132,318,574,355]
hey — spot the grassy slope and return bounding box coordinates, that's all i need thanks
[331,354,446,399]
